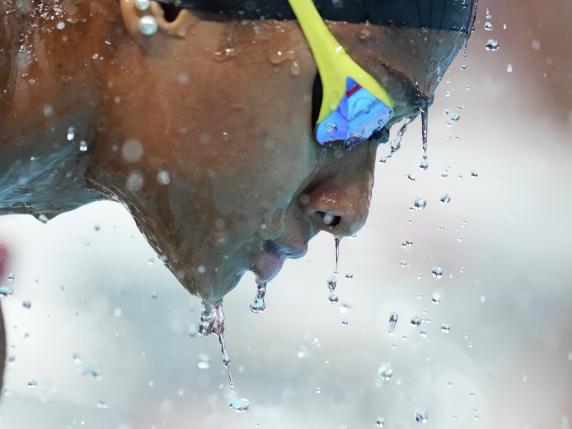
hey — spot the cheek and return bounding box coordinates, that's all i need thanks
[208,134,317,223]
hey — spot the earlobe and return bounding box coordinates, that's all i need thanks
[120,0,196,47]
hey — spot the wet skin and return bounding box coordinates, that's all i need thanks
[0,1,466,304]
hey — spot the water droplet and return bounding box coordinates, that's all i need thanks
[400,260,408,268]
[122,139,144,163]
[249,283,267,313]
[484,21,493,31]
[376,417,385,428]
[432,267,443,279]
[56,21,65,30]
[407,174,416,181]
[344,272,354,279]
[378,362,393,381]
[138,16,158,36]
[485,39,500,52]
[388,313,399,334]
[431,291,441,304]
[297,346,308,359]
[339,302,352,314]
[96,399,108,409]
[229,398,250,413]
[134,0,151,10]
[290,61,301,76]
[156,170,171,185]
[67,127,75,141]
[441,323,451,334]
[7,272,14,282]
[450,111,460,122]
[27,380,38,388]
[197,353,210,369]
[358,28,371,40]
[401,240,413,248]
[440,194,451,204]
[531,40,541,50]
[415,408,428,423]
[22,300,31,309]
[0,286,14,297]
[315,386,321,394]
[413,197,427,210]
[411,316,422,327]
[126,171,144,192]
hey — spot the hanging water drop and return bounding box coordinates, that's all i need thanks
[420,107,429,170]
[327,237,341,303]
[249,283,267,313]
[484,21,493,31]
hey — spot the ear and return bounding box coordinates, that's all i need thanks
[120,0,197,48]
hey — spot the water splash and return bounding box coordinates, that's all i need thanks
[249,282,267,313]
[327,237,341,303]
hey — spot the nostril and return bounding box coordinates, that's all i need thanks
[318,211,342,227]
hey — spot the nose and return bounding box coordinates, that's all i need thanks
[302,145,375,237]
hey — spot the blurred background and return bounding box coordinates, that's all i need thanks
[0,0,571,427]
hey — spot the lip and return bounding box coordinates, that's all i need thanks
[251,239,308,284]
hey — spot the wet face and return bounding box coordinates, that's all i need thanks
[88,3,467,303]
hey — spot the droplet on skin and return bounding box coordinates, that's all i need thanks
[126,171,144,192]
[122,139,144,163]
[66,127,75,141]
[484,21,493,31]
[485,39,500,52]
[156,170,171,186]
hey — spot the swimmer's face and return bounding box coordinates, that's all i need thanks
[94,7,466,302]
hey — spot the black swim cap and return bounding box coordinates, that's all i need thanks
[160,0,477,35]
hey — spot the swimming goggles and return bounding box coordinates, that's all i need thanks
[288,0,394,146]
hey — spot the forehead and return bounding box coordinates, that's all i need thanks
[159,0,477,35]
